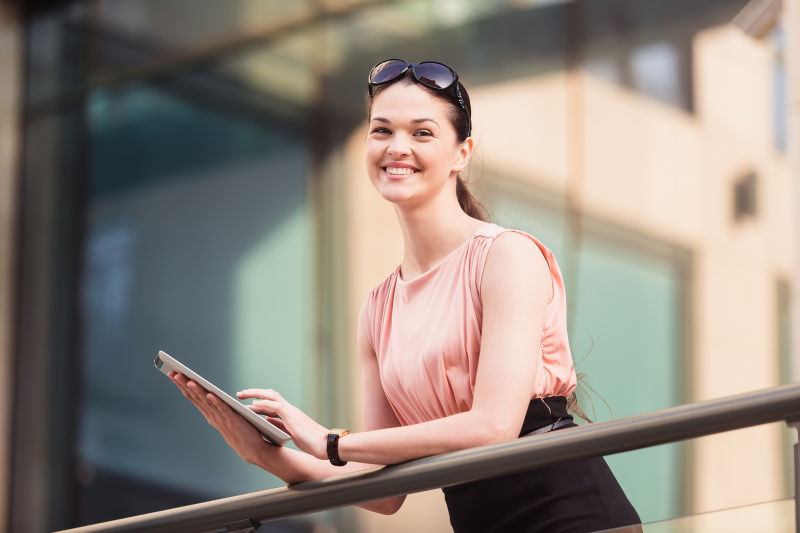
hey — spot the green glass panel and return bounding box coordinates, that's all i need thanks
[80,83,312,497]
[571,236,682,521]
[489,187,684,522]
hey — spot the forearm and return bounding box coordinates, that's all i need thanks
[339,408,514,466]
[248,443,374,483]
[249,444,404,513]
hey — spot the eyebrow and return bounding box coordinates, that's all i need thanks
[371,117,440,126]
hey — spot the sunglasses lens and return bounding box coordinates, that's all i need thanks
[413,62,457,89]
[369,60,409,85]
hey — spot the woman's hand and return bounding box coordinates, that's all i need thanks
[238,388,329,461]
[169,371,277,465]
[169,372,396,502]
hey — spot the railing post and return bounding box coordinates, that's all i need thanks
[789,419,800,533]
[794,426,800,533]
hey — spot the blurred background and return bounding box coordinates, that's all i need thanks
[0,0,797,531]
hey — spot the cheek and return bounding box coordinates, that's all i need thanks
[364,144,385,179]
[365,140,383,162]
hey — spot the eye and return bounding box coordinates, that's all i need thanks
[371,127,391,135]
[414,129,433,137]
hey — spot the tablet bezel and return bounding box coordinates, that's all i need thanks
[154,350,291,445]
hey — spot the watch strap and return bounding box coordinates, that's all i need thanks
[327,428,349,466]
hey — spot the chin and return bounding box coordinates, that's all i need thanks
[377,190,415,205]
[374,183,422,206]
[370,176,409,197]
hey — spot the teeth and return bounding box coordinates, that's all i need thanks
[385,167,417,175]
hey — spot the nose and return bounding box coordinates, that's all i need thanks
[386,134,411,157]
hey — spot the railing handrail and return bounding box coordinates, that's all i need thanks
[58,383,800,533]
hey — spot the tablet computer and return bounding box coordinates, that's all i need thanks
[154,350,291,445]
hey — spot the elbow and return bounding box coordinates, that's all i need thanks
[473,414,521,446]
[381,495,406,515]
[484,426,519,446]
[364,495,406,515]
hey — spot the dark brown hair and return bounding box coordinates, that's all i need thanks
[367,72,490,221]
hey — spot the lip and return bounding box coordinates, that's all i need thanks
[383,162,419,170]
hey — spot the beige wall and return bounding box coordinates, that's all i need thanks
[344,22,793,527]
[0,3,19,531]
[690,25,788,512]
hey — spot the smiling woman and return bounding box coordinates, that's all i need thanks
[170,59,641,533]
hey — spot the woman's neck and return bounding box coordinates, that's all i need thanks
[395,195,486,280]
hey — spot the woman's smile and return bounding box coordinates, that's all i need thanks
[383,163,421,179]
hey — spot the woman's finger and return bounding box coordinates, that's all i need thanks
[193,388,230,422]
[206,392,235,419]
[186,380,208,399]
[172,375,217,421]
[170,373,195,400]
[184,381,212,409]
[247,399,281,417]
[237,388,282,401]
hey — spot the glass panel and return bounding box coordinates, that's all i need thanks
[486,183,686,523]
[630,41,683,107]
[78,71,313,521]
[570,233,684,521]
[608,497,793,533]
[771,23,788,152]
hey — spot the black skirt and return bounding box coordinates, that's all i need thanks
[442,397,641,533]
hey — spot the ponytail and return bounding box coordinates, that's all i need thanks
[456,175,490,221]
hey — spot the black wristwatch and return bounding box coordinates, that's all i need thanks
[327,428,350,466]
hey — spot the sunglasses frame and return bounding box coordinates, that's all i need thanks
[368,59,472,137]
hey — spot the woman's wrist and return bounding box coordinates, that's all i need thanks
[244,439,282,468]
[319,431,330,461]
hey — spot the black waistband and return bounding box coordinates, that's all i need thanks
[518,396,572,437]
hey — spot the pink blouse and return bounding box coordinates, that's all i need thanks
[361,222,577,426]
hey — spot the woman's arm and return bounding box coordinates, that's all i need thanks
[250,232,552,466]
[169,300,405,514]
[340,231,552,463]
[169,374,378,483]
[235,300,407,514]
[351,303,407,513]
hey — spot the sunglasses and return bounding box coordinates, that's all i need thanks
[368,59,471,137]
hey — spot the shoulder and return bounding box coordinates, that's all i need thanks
[363,266,401,306]
[487,230,546,260]
[484,230,550,276]
[358,267,400,343]
[479,230,552,302]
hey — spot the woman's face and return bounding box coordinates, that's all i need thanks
[365,82,471,208]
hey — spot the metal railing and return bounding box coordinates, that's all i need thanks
[58,383,800,533]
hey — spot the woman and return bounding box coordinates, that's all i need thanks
[170,59,640,532]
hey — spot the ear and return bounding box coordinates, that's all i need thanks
[452,137,474,173]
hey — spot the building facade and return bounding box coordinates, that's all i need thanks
[1,1,797,531]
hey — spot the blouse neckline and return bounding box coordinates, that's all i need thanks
[396,222,494,284]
